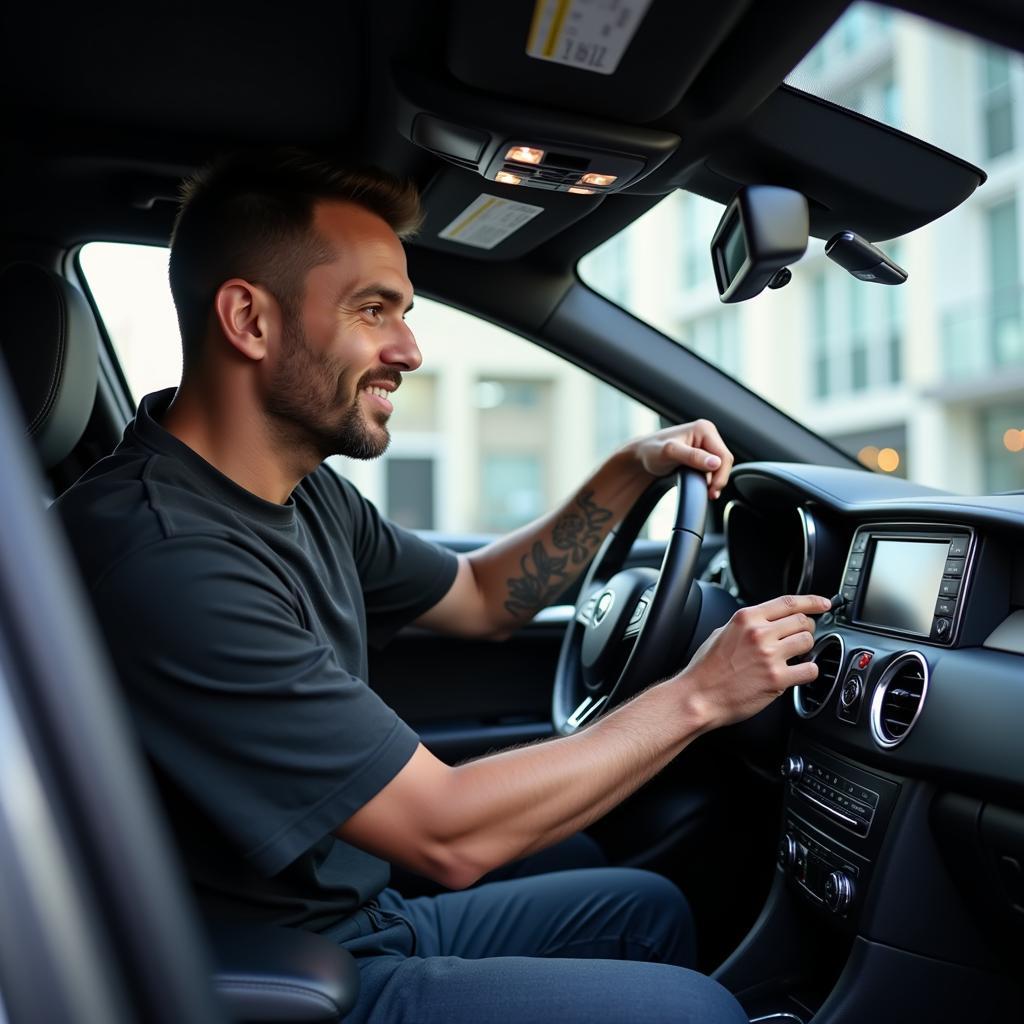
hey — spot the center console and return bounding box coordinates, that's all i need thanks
[777,743,899,921]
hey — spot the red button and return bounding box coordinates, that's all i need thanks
[857,653,872,669]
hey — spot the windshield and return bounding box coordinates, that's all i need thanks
[581,2,1024,494]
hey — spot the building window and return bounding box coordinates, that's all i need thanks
[807,254,905,400]
[678,310,741,377]
[481,455,544,532]
[386,457,436,530]
[981,403,1024,492]
[987,198,1023,368]
[982,48,1015,159]
[477,377,553,533]
[681,192,713,290]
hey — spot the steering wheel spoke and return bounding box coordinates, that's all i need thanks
[565,694,609,730]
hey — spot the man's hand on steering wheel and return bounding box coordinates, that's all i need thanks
[629,419,734,499]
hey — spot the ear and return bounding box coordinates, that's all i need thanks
[212,279,278,361]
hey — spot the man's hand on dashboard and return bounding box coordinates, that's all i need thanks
[677,593,832,732]
[626,418,734,500]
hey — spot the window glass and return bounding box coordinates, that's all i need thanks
[79,243,666,536]
[581,2,1024,494]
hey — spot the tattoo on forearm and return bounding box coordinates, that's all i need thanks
[504,489,614,617]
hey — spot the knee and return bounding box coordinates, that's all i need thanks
[608,868,697,968]
[668,972,748,1024]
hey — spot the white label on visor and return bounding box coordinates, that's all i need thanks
[438,195,544,250]
[525,0,654,75]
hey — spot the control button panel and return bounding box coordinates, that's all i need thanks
[781,815,861,918]
[786,755,879,837]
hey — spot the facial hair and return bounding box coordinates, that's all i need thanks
[265,315,399,461]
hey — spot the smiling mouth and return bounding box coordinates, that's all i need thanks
[361,385,395,416]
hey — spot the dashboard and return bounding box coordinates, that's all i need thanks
[720,462,1024,932]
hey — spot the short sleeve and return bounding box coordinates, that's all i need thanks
[324,472,459,647]
[92,535,419,876]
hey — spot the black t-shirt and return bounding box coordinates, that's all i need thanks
[55,389,458,931]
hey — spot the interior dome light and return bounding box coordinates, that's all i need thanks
[505,146,545,165]
[495,171,523,185]
[568,187,596,195]
[579,172,617,187]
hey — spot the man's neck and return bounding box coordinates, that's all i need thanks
[161,379,318,505]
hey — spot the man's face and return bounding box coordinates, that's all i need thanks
[264,200,420,460]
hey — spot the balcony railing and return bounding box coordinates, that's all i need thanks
[942,285,1024,381]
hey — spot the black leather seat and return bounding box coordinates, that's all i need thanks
[0,261,359,1022]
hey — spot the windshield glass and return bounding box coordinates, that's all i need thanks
[581,2,1024,493]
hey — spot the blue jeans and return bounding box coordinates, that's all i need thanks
[329,866,746,1023]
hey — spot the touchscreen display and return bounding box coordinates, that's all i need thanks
[860,540,950,635]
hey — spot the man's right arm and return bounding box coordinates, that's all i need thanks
[337,593,830,889]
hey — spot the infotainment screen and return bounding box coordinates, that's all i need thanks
[859,539,950,635]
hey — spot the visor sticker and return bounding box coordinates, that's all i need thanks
[526,0,654,76]
[438,195,544,250]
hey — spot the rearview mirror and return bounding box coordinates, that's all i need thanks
[709,186,809,303]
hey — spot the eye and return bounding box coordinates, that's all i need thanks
[362,304,384,320]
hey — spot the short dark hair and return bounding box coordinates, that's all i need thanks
[168,149,422,365]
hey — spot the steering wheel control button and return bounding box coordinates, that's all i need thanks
[825,871,855,915]
[780,755,805,781]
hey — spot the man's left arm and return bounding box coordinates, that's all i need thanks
[415,420,733,639]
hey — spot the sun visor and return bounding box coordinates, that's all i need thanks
[445,0,752,123]
[679,86,986,242]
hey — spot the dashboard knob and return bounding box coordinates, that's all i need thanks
[780,755,805,781]
[825,870,855,914]
[777,833,798,871]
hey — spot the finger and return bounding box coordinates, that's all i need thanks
[662,439,723,482]
[758,593,832,622]
[778,630,816,660]
[785,658,821,687]
[770,612,818,640]
[689,420,733,496]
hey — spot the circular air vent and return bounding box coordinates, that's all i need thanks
[870,652,929,748]
[794,633,845,718]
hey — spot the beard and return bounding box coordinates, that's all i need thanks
[265,315,398,461]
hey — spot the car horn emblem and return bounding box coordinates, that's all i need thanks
[592,590,614,627]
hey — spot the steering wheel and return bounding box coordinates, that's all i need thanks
[552,468,708,735]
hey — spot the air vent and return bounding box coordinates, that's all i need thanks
[870,652,929,747]
[794,633,845,718]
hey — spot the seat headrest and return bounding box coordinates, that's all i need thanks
[0,263,99,469]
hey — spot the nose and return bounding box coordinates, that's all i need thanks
[381,318,422,372]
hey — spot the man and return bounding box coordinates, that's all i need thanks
[58,150,827,1024]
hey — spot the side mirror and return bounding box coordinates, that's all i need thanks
[709,186,809,303]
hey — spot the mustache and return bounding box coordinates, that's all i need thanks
[355,368,403,392]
